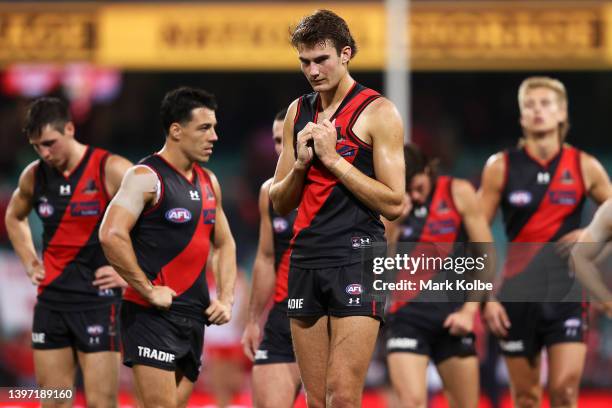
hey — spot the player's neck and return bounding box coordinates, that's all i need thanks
[157,145,194,179]
[319,74,355,111]
[523,131,561,162]
[60,142,87,175]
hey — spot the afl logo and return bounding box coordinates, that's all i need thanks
[38,202,54,218]
[508,190,532,206]
[165,208,192,223]
[86,325,104,336]
[346,284,362,295]
[273,217,289,233]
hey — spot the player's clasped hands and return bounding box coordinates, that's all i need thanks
[296,120,339,169]
[206,298,232,325]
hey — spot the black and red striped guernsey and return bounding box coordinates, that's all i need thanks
[32,146,119,310]
[123,155,216,321]
[501,146,586,243]
[389,176,465,312]
[291,83,385,268]
[269,204,296,304]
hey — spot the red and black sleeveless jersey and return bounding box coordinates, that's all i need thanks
[501,146,586,243]
[269,203,297,304]
[389,176,465,312]
[290,83,385,268]
[32,146,119,310]
[124,155,216,321]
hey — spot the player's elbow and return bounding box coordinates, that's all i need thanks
[269,189,292,216]
[381,196,404,221]
[99,224,125,252]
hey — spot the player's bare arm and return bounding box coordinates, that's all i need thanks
[241,179,277,360]
[315,97,405,220]
[5,161,44,285]
[99,165,176,309]
[478,153,505,223]
[270,99,309,215]
[205,168,237,325]
[93,154,134,290]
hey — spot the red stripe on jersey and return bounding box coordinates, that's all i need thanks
[273,247,291,303]
[125,166,215,305]
[504,147,585,278]
[39,149,110,294]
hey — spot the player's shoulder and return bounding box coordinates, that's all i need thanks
[261,177,274,192]
[451,178,477,197]
[483,151,506,172]
[18,160,40,189]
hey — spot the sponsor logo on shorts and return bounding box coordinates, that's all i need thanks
[499,340,524,352]
[288,298,304,310]
[255,350,268,360]
[32,332,45,344]
[70,201,101,216]
[351,236,371,249]
[387,337,418,350]
[138,346,176,363]
[461,337,474,346]
[564,317,581,337]
[347,297,361,306]
[346,284,362,295]
[508,191,532,207]
[98,288,115,297]
[273,217,289,233]
[165,208,192,223]
[87,325,104,336]
[38,202,54,218]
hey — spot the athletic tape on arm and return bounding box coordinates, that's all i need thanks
[109,165,160,216]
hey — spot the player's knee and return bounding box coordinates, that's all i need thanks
[549,380,579,407]
[326,381,361,408]
[139,391,175,408]
[395,391,426,408]
[513,389,540,408]
[254,393,292,408]
[85,390,117,408]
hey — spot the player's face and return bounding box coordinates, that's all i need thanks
[520,87,567,136]
[408,172,432,206]
[272,119,284,156]
[29,123,74,169]
[180,107,218,163]
[298,40,348,92]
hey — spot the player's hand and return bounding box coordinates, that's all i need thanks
[556,229,582,258]
[93,266,128,290]
[26,260,45,285]
[312,119,340,168]
[146,286,176,310]
[482,301,511,337]
[443,308,475,336]
[206,298,232,325]
[241,322,262,361]
[397,193,412,223]
[295,122,315,170]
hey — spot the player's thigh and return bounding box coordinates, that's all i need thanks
[175,372,195,408]
[252,362,301,408]
[290,316,329,406]
[77,350,120,406]
[387,352,429,408]
[34,348,77,388]
[132,365,177,408]
[437,356,479,408]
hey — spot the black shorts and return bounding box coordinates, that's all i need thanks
[385,302,476,364]
[498,302,586,358]
[32,302,120,352]
[121,301,206,382]
[254,302,295,365]
[287,261,385,321]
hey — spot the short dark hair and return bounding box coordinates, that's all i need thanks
[23,97,71,139]
[160,87,218,136]
[404,143,438,186]
[290,9,357,59]
[274,108,288,122]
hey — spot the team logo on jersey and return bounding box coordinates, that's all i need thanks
[70,201,101,216]
[59,184,71,196]
[346,283,363,295]
[401,226,413,238]
[203,208,216,224]
[165,208,192,223]
[537,171,550,184]
[437,199,450,213]
[204,185,215,201]
[81,179,99,194]
[561,169,575,184]
[38,201,54,218]
[549,190,578,205]
[273,217,289,233]
[87,325,104,336]
[337,144,356,158]
[351,236,372,248]
[414,206,428,218]
[508,190,532,206]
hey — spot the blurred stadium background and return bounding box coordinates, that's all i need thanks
[0,1,611,407]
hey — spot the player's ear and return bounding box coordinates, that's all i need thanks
[169,123,182,141]
[63,122,75,138]
[340,46,352,64]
